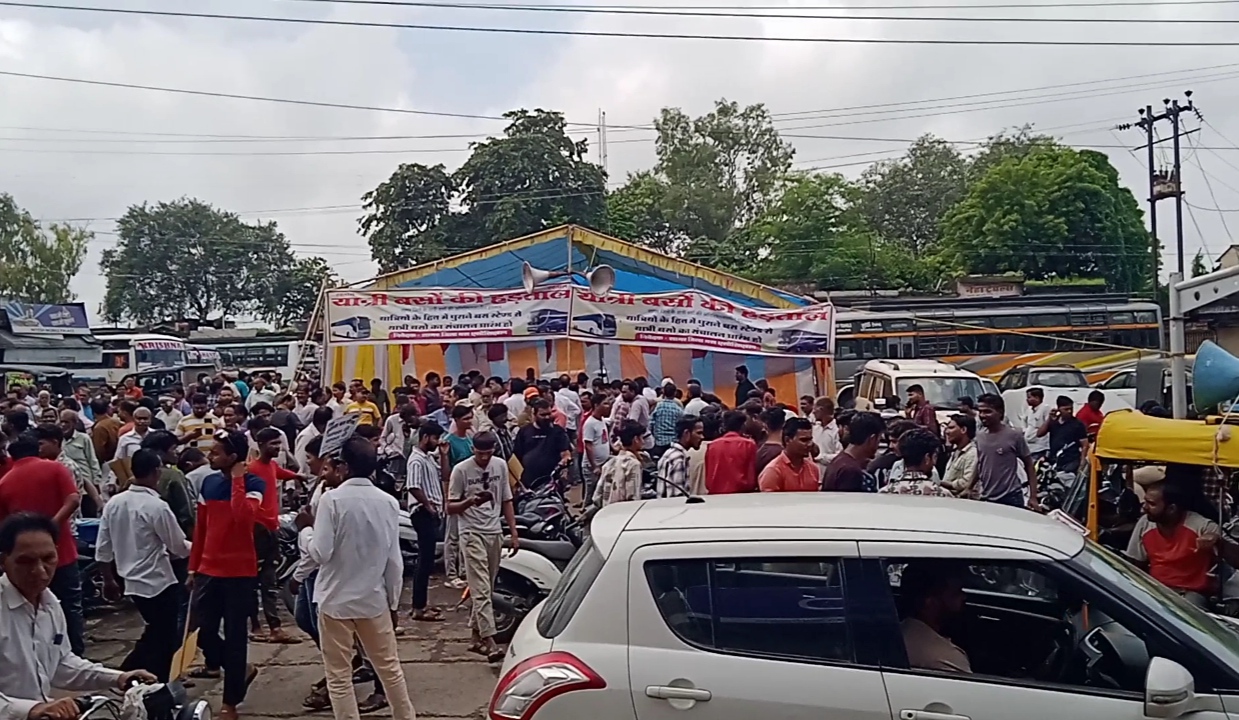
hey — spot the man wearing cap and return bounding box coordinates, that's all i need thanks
[156,396,184,431]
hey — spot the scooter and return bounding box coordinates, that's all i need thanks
[75,680,209,720]
[491,547,563,644]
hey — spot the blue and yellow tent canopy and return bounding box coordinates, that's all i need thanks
[339,225,827,400]
[365,225,809,309]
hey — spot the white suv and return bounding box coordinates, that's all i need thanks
[491,494,1239,720]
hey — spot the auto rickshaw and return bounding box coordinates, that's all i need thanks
[1089,409,1239,534]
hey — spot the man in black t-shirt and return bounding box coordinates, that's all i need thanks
[1043,395,1088,473]
[513,398,571,488]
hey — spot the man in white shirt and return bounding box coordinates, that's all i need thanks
[155,396,184,433]
[552,378,582,434]
[96,449,192,682]
[295,406,333,476]
[1019,388,1051,461]
[307,437,414,720]
[503,378,528,424]
[811,397,843,470]
[245,376,278,411]
[116,406,154,462]
[293,385,319,427]
[0,513,155,720]
[683,382,709,417]
[324,382,347,418]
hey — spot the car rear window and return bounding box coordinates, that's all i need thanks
[537,537,605,638]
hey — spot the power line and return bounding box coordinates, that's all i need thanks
[268,0,1239,23]
[273,0,1239,8]
[8,2,1239,45]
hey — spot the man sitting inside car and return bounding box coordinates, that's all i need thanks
[900,561,972,674]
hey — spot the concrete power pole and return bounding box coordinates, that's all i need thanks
[598,109,609,176]
[1119,91,1199,290]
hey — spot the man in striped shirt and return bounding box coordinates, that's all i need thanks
[175,393,220,452]
[657,416,703,498]
[406,420,446,622]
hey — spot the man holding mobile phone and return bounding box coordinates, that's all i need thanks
[447,432,518,662]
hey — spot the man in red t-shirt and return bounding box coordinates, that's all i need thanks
[1077,390,1107,436]
[0,430,85,654]
[1126,479,1239,607]
[246,427,301,644]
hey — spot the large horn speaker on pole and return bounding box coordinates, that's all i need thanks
[1192,340,1239,412]
[521,262,560,293]
[585,265,615,295]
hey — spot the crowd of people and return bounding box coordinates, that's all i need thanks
[0,360,1203,720]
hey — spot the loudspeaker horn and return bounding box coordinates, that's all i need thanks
[521,262,560,293]
[586,265,616,296]
[1192,340,1239,412]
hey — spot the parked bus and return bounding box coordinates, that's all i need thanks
[209,339,319,379]
[832,295,1163,384]
[96,333,188,384]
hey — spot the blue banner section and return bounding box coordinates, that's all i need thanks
[3,302,91,336]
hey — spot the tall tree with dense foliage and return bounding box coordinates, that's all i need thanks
[360,110,606,272]
[856,135,968,259]
[265,256,339,328]
[101,198,295,325]
[359,163,455,274]
[0,194,90,303]
[938,147,1149,291]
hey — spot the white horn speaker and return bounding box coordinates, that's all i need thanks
[521,262,559,293]
[586,265,616,296]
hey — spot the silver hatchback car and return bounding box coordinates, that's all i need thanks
[491,493,1239,720]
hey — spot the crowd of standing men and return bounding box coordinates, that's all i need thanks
[0,360,1070,720]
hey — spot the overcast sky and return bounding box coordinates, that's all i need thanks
[1,0,1237,321]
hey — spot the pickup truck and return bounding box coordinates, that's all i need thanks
[997,364,1133,428]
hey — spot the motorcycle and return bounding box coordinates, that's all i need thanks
[75,681,209,720]
[74,518,113,615]
[491,547,564,644]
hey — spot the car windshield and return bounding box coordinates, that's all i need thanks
[1073,540,1239,669]
[897,377,986,410]
[1030,370,1089,388]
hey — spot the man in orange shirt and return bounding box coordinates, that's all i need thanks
[759,418,820,492]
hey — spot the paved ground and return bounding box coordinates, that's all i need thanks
[82,583,499,720]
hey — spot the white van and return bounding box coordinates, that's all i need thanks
[849,359,988,424]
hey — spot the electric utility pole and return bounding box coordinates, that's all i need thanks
[1118,91,1199,295]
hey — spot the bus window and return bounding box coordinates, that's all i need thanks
[993,315,1029,329]
[1030,333,1057,352]
[1110,311,1135,325]
[1031,313,1068,328]
[1135,311,1159,324]
[836,340,860,360]
[860,338,885,359]
[885,336,914,359]
[958,334,992,354]
[916,335,958,357]
[104,351,130,369]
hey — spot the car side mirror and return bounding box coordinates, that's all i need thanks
[1145,657,1195,718]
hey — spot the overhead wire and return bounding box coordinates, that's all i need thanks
[7,2,1239,45]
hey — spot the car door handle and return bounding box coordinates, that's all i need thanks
[900,711,970,720]
[646,686,712,702]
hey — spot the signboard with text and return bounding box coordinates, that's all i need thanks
[3,302,91,336]
[326,287,834,357]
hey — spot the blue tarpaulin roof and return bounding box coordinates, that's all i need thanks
[382,226,809,309]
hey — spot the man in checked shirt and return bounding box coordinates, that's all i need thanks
[656,416,704,498]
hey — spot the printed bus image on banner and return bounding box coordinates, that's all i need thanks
[325,287,573,344]
[567,289,835,356]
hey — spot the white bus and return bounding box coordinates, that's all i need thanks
[211,339,319,380]
[96,333,188,384]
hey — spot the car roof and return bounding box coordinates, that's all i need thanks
[606,494,1085,556]
[1014,364,1083,372]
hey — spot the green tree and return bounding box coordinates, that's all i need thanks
[938,147,1149,292]
[741,173,938,291]
[265,256,340,328]
[968,125,1059,182]
[359,163,455,274]
[360,110,607,272]
[1191,249,1209,278]
[856,135,968,258]
[456,109,607,243]
[0,194,89,303]
[101,198,294,325]
[605,171,680,253]
[650,100,794,268]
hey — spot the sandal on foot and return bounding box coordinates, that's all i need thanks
[412,608,444,622]
[302,687,331,711]
[487,648,506,663]
[358,694,389,714]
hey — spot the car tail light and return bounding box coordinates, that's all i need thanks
[489,652,605,720]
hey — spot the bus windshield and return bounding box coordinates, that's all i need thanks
[136,348,185,367]
[897,376,986,410]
